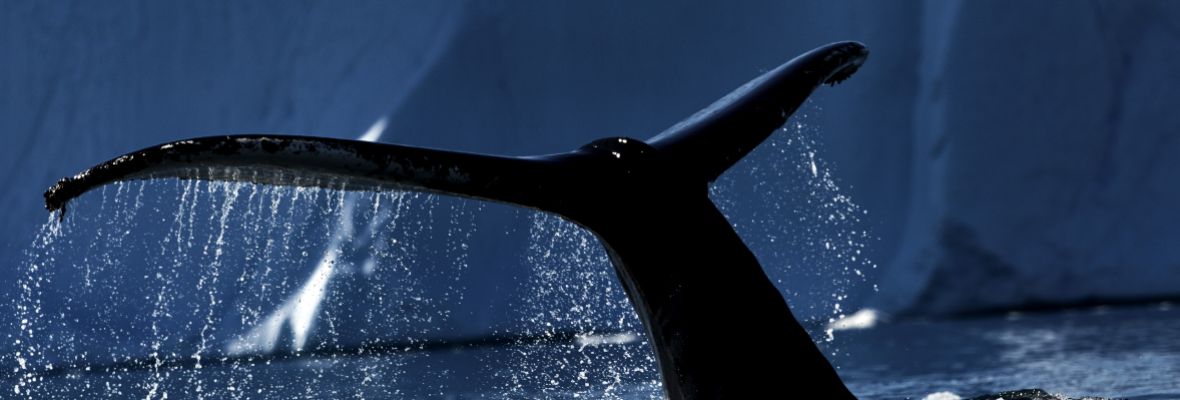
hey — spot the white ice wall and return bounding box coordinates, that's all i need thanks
[3,1,1178,329]
[874,0,1180,315]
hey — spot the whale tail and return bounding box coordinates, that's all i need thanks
[45,42,867,215]
[43,134,564,215]
[43,42,869,399]
[649,41,867,183]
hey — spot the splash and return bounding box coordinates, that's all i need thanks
[711,105,879,356]
[492,213,660,399]
[225,190,400,356]
[9,176,666,399]
[9,178,488,398]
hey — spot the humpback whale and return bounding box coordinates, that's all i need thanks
[45,41,868,399]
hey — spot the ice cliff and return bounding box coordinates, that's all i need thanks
[3,1,1178,343]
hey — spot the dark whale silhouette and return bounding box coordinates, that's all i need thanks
[45,41,868,399]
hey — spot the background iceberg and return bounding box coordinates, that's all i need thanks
[2,0,1178,347]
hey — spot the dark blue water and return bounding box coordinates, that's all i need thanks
[6,301,1177,398]
[836,304,1180,399]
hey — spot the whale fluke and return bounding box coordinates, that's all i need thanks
[43,135,565,215]
[44,41,869,399]
[648,41,867,183]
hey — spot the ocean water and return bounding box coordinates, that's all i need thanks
[836,304,1180,400]
[7,300,1178,399]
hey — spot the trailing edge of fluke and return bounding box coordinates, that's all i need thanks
[44,41,869,399]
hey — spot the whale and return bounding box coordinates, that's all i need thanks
[44,41,868,399]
